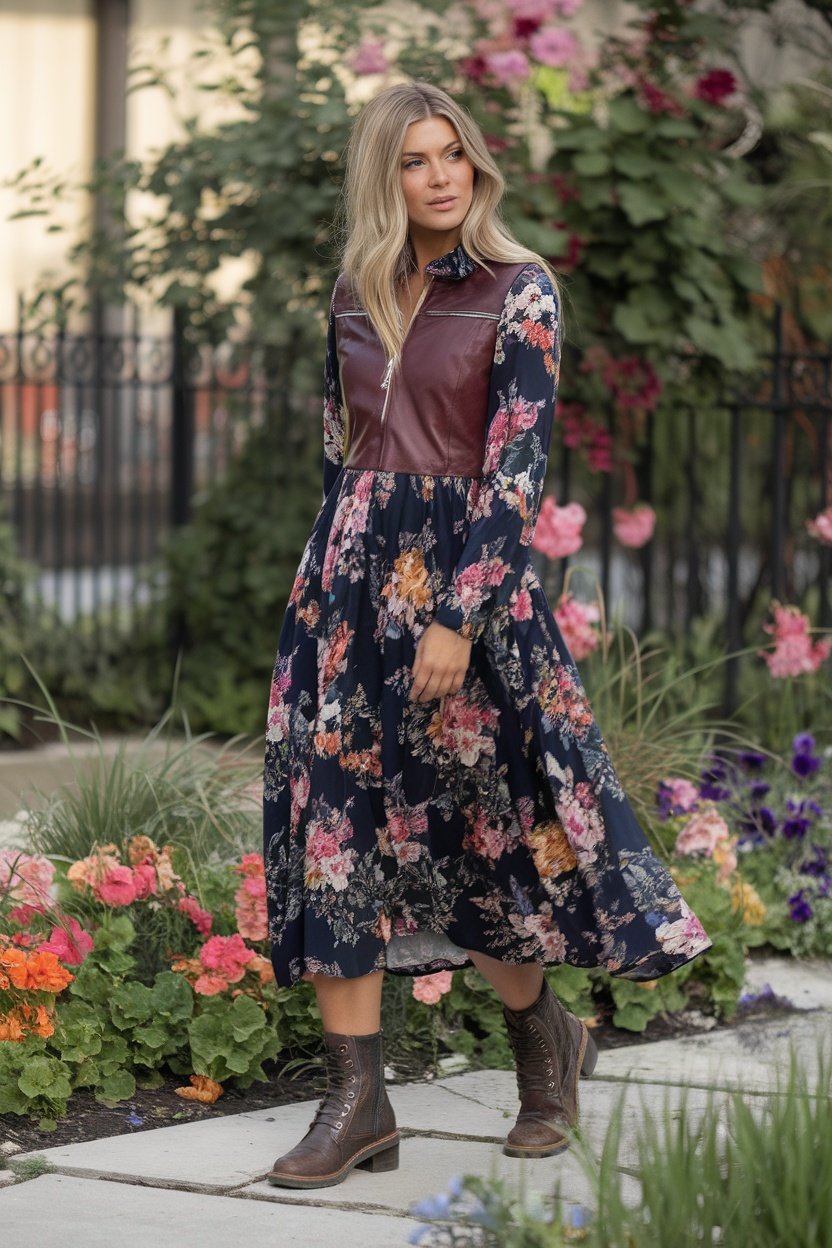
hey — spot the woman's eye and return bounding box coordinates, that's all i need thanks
[402,149,464,170]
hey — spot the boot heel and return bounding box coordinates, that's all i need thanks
[357,1140,399,1173]
[580,1029,598,1078]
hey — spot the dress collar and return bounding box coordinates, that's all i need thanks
[424,241,476,281]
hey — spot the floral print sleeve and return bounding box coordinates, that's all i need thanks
[322,284,346,502]
[433,264,560,642]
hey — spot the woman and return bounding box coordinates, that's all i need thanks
[263,80,711,1190]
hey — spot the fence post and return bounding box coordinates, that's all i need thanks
[168,307,194,663]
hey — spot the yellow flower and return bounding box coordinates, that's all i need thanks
[731,878,766,927]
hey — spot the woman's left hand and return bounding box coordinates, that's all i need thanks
[409,621,472,702]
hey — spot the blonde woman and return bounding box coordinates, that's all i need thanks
[263,79,711,1189]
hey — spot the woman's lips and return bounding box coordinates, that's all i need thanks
[428,197,456,210]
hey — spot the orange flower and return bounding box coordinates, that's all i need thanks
[528,820,577,879]
[0,947,74,993]
[314,730,341,756]
[174,1074,224,1103]
[0,1001,55,1041]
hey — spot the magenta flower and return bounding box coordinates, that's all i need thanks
[484,49,531,85]
[759,602,832,678]
[806,506,832,546]
[529,26,578,67]
[344,38,390,76]
[694,69,737,106]
[613,504,656,548]
[532,496,587,558]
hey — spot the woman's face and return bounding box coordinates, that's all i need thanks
[399,115,475,238]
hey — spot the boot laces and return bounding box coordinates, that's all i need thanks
[308,1042,359,1132]
[506,1014,562,1100]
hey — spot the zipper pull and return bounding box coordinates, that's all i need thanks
[381,354,396,390]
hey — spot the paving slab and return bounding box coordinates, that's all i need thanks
[237,1132,639,1214]
[742,955,832,1011]
[0,1172,417,1248]
[567,1010,831,1092]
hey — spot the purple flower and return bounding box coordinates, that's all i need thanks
[782,798,820,840]
[800,845,828,878]
[788,890,813,923]
[791,732,822,778]
[739,750,768,771]
[738,806,778,839]
[748,781,771,800]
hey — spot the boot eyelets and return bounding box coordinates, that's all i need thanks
[339,1044,348,1053]
[348,1091,355,1098]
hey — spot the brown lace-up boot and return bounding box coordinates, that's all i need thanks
[266,1029,399,1189]
[502,977,598,1158]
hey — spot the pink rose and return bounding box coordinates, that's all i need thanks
[532,496,586,559]
[806,507,832,546]
[96,865,137,907]
[412,971,454,1005]
[613,503,656,548]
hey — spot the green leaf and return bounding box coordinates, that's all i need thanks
[612,150,656,178]
[573,150,612,177]
[608,96,649,134]
[613,302,654,343]
[618,182,667,225]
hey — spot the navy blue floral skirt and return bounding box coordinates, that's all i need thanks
[262,467,712,987]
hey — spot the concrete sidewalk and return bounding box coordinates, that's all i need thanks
[3,958,831,1248]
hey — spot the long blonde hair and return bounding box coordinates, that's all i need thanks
[333,79,563,364]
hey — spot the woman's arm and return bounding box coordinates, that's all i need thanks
[322,284,346,502]
[433,263,561,641]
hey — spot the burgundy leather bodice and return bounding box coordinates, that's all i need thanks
[333,259,528,477]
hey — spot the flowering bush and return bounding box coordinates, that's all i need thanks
[0,829,313,1124]
[759,602,831,678]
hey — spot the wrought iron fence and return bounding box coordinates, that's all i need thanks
[1,303,829,712]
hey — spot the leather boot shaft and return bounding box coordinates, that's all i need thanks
[267,1029,399,1188]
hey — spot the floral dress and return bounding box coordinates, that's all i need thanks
[263,242,711,988]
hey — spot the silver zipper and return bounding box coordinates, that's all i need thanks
[335,310,368,318]
[379,279,433,424]
[423,310,500,320]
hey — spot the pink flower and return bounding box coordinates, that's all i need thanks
[602,355,662,412]
[509,587,534,621]
[759,602,832,678]
[199,933,255,984]
[344,38,390,76]
[532,496,586,558]
[694,69,737,106]
[96,864,137,907]
[178,894,213,937]
[554,591,603,661]
[661,777,700,813]
[0,849,55,907]
[412,971,454,1005]
[807,507,832,546]
[655,900,710,957]
[674,804,731,858]
[613,504,655,548]
[131,863,158,900]
[37,915,94,966]
[506,0,583,16]
[529,26,578,67]
[484,49,531,85]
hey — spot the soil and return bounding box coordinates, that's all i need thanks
[0,994,795,1160]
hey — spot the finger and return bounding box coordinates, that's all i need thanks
[417,671,444,703]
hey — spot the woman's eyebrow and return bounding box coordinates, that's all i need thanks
[401,140,460,157]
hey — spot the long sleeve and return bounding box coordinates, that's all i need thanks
[433,264,560,642]
[322,285,346,503]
